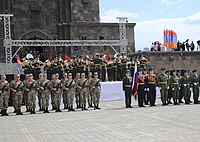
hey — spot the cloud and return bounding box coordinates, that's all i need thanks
[100,9,138,23]
[161,0,183,6]
[135,11,200,50]
[100,9,200,51]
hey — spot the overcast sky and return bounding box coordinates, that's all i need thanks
[100,0,200,51]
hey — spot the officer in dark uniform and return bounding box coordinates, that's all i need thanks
[93,53,102,79]
[147,67,156,106]
[137,68,145,107]
[122,70,133,108]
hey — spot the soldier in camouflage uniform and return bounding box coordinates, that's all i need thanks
[25,74,38,114]
[41,73,51,113]
[23,74,30,112]
[36,73,43,111]
[64,73,76,111]
[170,69,180,105]
[51,73,63,112]
[77,73,89,111]
[91,72,101,110]
[87,72,93,108]
[50,74,56,110]
[180,70,191,104]
[157,68,168,106]
[0,74,10,116]
[74,73,81,109]
[62,73,68,109]
[10,74,24,115]
[190,69,200,104]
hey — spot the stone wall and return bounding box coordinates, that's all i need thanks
[129,51,200,74]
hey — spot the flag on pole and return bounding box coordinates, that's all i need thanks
[163,29,178,48]
[17,55,22,74]
[132,63,138,99]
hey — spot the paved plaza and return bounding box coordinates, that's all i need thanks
[0,99,200,142]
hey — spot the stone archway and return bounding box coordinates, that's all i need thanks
[18,30,55,61]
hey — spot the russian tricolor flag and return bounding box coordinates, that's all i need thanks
[17,55,22,74]
[132,63,138,99]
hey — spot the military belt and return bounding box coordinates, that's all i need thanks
[173,83,178,85]
[148,82,155,84]
[160,82,167,84]
[138,83,145,85]
[125,85,132,87]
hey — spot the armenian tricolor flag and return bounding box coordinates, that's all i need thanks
[163,30,177,48]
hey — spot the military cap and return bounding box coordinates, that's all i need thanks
[161,68,166,71]
[192,69,198,73]
[176,69,181,73]
[55,73,59,76]
[171,69,176,72]
[186,69,190,73]
[94,72,98,75]
[138,68,143,72]
[165,70,170,74]
[143,67,147,71]
[126,70,131,74]
[29,73,33,77]
[15,74,20,78]
[95,53,100,56]
[1,74,6,77]
[149,67,154,71]
[88,72,92,76]
[68,73,72,76]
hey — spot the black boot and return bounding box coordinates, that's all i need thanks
[19,109,23,115]
[57,105,62,112]
[96,104,101,109]
[0,109,1,114]
[13,108,17,113]
[46,107,49,113]
[39,104,42,111]
[94,104,96,110]
[68,106,71,111]
[84,105,88,110]
[81,105,84,111]
[71,105,75,111]
[4,109,9,116]
[1,110,5,116]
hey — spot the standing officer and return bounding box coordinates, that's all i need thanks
[190,69,200,104]
[10,74,24,115]
[143,68,149,105]
[137,69,145,107]
[166,70,172,104]
[147,68,156,106]
[74,73,81,109]
[122,70,132,108]
[62,73,68,109]
[0,74,10,116]
[77,73,89,111]
[157,68,168,106]
[87,72,93,108]
[170,69,180,105]
[36,73,43,111]
[51,73,63,112]
[65,73,76,111]
[25,74,38,114]
[23,74,30,112]
[180,70,191,104]
[41,73,51,113]
[91,72,101,110]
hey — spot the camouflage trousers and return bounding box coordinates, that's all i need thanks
[51,92,55,108]
[80,88,88,106]
[63,91,69,107]
[53,91,61,108]
[27,90,37,109]
[42,90,50,108]
[87,89,93,106]
[75,91,80,106]
[0,91,10,110]
[38,93,42,106]
[67,90,75,106]
[13,91,23,110]
[23,91,29,108]
[92,88,101,106]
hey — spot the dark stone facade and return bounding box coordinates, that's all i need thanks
[129,51,200,73]
[0,0,136,60]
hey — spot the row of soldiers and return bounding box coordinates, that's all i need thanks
[0,71,101,116]
[123,67,200,108]
[22,53,149,81]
